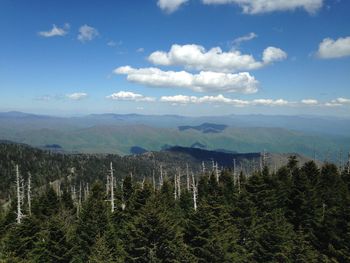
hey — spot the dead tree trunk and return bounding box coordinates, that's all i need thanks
[110,162,115,213]
[215,162,219,182]
[174,174,177,200]
[160,165,164,188]
[177,171,181,199]
[191,172,197,211]
[186,164,190,191]
[27,172,31,216]
[16,165,23,224]
[141,176,145,190]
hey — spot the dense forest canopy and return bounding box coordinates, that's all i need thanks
[0,142,350,262]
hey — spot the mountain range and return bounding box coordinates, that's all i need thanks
[0,111,349,161]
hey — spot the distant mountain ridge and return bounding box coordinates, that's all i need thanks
[1,111,350,135]
[0,111,349,161]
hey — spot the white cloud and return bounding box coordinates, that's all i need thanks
[232,32,257,46]
[157,0,189,13]
[326,97,350,107]
[38,24,69,37]
[160,95,197,104]
[262,46,288,64]
[77,25,99,43]
[66,92,88,100]
[201,0,323,14]
[106,91,156,102]
[252,99,289,106]
[160,94,290,107]
[148,44,287,72]
[137,47,145,53]
[317,36,350,59]
[334,97,350,104]
[325,102,342,107]
[114,66,258,94]
[301,99,319,105]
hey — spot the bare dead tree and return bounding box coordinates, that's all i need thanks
[177,171,181,199]
[121,178,126,210]
[237,172,241,195]
[106,170,110,196]
[215,162,219,182]
[160,165,164,188]
[186,163,190,191]
[27,172,32,216]
[152,170,156,192]
[141,176,145,190]
[110,162,115,213]
[191,172,197,211]
[78,181,82,214]
[174,173,177,200]
[15,165,24,224]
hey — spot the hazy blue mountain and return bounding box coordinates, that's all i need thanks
[0,112,349,161]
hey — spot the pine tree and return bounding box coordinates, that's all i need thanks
[72,182,109,262]
[249,209,296,262]
[29,217,71,263]
[87,234,114,263]
[126,197,192,262]
[3,217,40,260]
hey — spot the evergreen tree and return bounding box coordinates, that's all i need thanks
[87,234,114,263]
[72,182,108,262]
[29,218,71,263]
[126,197,192,262]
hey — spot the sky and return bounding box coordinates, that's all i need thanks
[0,0,350,116]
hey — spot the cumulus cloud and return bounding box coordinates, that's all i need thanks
[325,97,350,107]
[160,94,290,107]
[301,99,319,105]
[317,36,350,59]
[232,32,257,46]
[66,92,88,100]
[262,46,288,64]
[201,0,323,14]
[333,97,350,104]
[106,91,155,102]
[148,44,287,72]
[77,25,99,42]
[114,66,258,94]
[157,0,188,13]
[38,24,70,37]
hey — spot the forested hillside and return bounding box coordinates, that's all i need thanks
[0,141,315,202]
[0,145,350,262]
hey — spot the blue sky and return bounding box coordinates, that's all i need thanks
[0,0,350,116]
